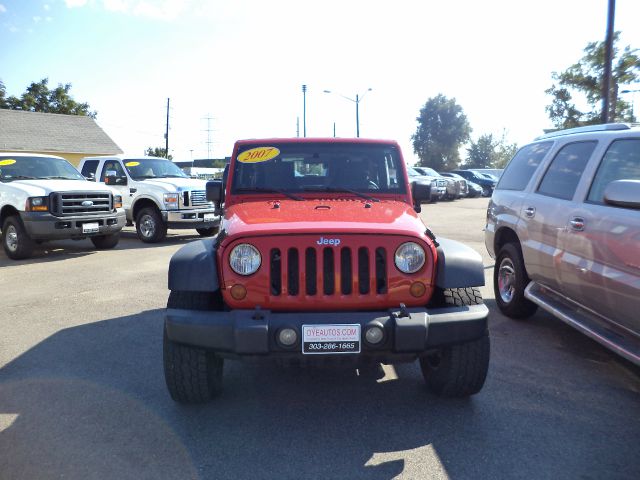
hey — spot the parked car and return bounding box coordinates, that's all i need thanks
[485,123,640,365]
[164,138,490,403]
[78,155,220,243]
[0,153,125,259]
[406,166,442,202]
[439,172,469,198]
[413,167,459,200]
[451,169,497,197]
[470,168,504,179]
[466,181,483,197]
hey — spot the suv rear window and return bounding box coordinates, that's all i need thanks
[537,141,596,200]
[588,138,640,204]
[497,142,552,191]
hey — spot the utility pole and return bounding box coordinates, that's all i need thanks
[601,0,616,123]
[165,98,170,157]
[302,85,307,137]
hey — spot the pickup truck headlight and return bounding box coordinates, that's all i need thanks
[163,193,179,209]
[229,243,261,275]
[395,242,426,274]
[114,195,123,209]
[25,196,48,212]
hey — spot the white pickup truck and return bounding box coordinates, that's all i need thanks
[78,155,220,243]
[0,153,125,259]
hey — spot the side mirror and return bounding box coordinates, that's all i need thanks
[603,179,640,209]
[206,179,223,213]
[105,173,127,186]
[412,182,431,211]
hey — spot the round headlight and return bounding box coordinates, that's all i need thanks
[229,243,261,275]
[394,242,426,274]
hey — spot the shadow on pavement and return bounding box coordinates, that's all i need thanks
[1,309,639,480]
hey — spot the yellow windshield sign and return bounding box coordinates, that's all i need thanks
[237,147,280,164]
[125,161,140,167]
[0,159,17,166]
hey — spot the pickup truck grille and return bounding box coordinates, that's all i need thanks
[270,246,388,297]
[436,179,447,187]
[50,192,113,216]
[189,190,209,207]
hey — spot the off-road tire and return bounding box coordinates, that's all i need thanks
[90,233,120,249]
[2,215,35,260]
[421,287,489,397]
[136,207,167,243]
[163,290,224,403]
[196,227,218,237]
[494,243,538,319]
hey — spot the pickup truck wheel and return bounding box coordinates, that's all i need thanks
[2,216,34,260]
[90,233,120,249]
[136,207,167,243]
[196,227,218,237]
[420,286,489,397]
[494,243,538,319]
[163,290,224,403]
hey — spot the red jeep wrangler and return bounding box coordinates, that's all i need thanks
[164,138,490,403]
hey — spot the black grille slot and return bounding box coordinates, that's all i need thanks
[340,248,352,295]
[305,248,317,295]
[183,191,189,206]
[358,247,370,294]
[287,248,299,296]
[323,248,335,295]
[375,247,387,294]
[50,192,112,216]
[270,249,281,295]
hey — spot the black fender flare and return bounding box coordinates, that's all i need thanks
[168,238,219,292]
[434,237,485,288]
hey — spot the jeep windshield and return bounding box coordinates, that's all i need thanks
[124,158,188,180]
[231,142,406,197]
[0,156,85,182]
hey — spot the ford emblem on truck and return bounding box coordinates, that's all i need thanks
[81,200,94,207]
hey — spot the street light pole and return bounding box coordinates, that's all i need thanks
[302,85,307,138]
[323,88,372,138]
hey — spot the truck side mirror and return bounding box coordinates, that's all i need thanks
[105,172,127,186]
[412,182,431,212]
[207,179,223,213]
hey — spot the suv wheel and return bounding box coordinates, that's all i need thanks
[196,227,218,237]
[136,207,167,243]
[420,287,490,397]
[90,233,120,249]
[163,291,224,403]
[481,185,491,197]
[2,216,34,260]
[494,243,538,318]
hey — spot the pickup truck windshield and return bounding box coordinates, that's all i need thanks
[0,156,84,182]
[231,143,406,196]
[124,158,188,180]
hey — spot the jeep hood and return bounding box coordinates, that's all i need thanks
[7,179,116,197]
[222,199,428,241]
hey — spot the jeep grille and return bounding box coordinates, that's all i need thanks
[270,246,388,297]
[50,192,113,216]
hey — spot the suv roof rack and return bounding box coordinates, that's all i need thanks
[535,123,633,140]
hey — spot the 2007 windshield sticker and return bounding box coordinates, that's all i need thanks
[0,159,17,166]
[125,161,140,167]
[237,147,280,163]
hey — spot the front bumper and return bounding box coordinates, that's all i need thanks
[22,210,125,240]
[162,208,219,229]
[165,304,489,360]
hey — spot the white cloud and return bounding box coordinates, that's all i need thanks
[65,0,88,7]
[44,4,51,11]
[33,15,42,22]
[132,0,188,20]
[103,0,129,13]
[0,4,6,14]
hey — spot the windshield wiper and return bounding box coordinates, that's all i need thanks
[3,175,37,180]
[236,187,304,201]
[41,176,79,180]
[157,174,186,178]
[303,186,379,202]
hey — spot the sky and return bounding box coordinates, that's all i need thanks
[1,0,639,164]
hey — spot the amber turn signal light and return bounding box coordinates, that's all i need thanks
[410,282,426,297]
[230,284,247,300]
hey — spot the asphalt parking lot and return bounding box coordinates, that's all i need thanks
[1,197,639,480]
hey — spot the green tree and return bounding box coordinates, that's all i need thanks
[412,94,471,171]
[146,147,172,160]
[465,134,496,169]
[0,78,96,118]
[546,33,640,128]
[493,131,518,168]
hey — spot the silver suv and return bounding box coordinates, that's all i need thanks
[485,123,640,365]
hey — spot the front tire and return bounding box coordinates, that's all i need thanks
[196,227,218,237]
[494,243,538,319]
[163,291,224,403]
[421,287,489,397]
[90,233,119,249]
[136,207,167,243]
[2,216,34,260]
